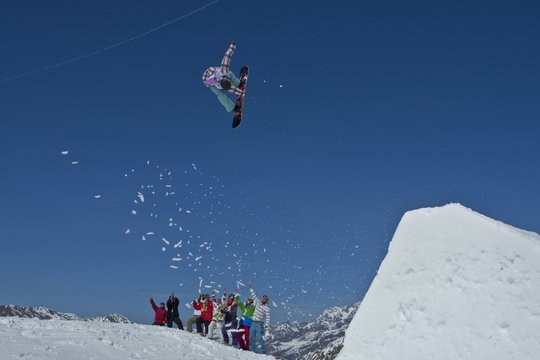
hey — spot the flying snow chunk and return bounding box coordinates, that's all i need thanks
[162,238,170,245]
[195,256,203,261]
[61,150,69,155]
[137,192,145,203]
[170,265,179,269]
[272,301,278,308]
[192,164,197,170]
[125,229,131,234]
[71,161,79,165]
[94,195,102,199]
[131,210,137,215]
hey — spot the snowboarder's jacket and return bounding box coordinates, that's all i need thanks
[235,295,256,327]
[150,298,167,325]
[167,296,180,318]
[201,299,213,322]
[249,288,271,329]
[202,42,244,96]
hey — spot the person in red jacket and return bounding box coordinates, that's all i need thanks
[149,297,167,326]
[196,294,213,336]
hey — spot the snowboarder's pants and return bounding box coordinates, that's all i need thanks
[237,325,251,350]
[249,321,266,353]
[222,319,238,346]
[167,316,184,330]
[209,71,241,112]
[207,320,223,340]
[186,315,201,333]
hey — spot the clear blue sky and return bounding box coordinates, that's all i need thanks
[0,0,539,324]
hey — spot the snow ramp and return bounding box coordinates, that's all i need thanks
[337,203,540,360]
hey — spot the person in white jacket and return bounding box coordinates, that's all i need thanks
[207,290,226,340]
[248,282,271,354]
[185,294,203,333]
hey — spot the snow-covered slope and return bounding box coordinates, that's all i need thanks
[0,317,273,360]
[268,302,359,360]
[337,203,540,360]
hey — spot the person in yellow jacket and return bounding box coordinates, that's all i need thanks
[207,290,226,340]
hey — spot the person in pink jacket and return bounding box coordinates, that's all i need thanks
[149,297,167,326]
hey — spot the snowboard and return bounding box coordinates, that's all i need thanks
[232,66,249,128]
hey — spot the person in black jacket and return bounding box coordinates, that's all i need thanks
[221,293,238,346]
[166,293,184,330]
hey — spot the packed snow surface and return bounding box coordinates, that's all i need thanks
[338,203,540,360]
[0,317,274,360]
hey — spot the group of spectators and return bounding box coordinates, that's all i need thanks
[149,282,271,354]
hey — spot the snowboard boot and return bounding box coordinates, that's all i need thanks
[239,65,249,77]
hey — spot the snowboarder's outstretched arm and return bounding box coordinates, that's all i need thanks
[220,42,236,75]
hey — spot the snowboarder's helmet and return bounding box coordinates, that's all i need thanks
[219,77,232,90]
[262,295,269,303]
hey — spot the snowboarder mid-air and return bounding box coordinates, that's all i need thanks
[202,42,248,127]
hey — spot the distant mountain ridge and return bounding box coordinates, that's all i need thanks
[0,305,132,324]
[268,301,360,360]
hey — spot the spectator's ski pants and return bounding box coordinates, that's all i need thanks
[237,325,251,350]
[249,321,266,353]
[222,319,238,346]
[186,315,202,333]
[207,320,223,340]
[167,316,183,330]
